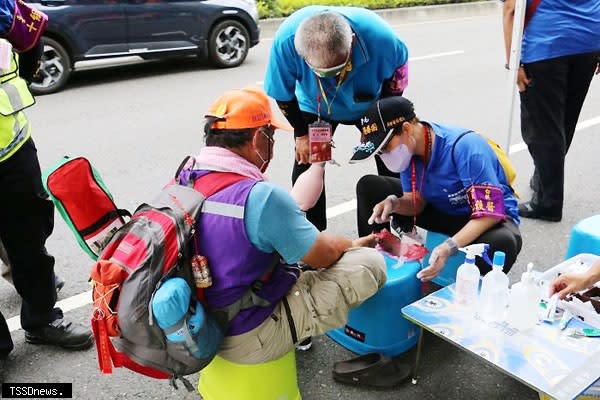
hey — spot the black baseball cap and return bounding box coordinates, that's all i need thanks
[350,96,416,163]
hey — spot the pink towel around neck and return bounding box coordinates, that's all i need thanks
[195,146,267,181]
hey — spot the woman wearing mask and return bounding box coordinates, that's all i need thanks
[350,96,522,281]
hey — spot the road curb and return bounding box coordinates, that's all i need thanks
[258,1,500,38]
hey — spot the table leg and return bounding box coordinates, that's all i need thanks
[412,327,425,385]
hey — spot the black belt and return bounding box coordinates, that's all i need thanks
[282,297,298,344]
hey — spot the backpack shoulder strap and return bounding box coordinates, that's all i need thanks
[194,171,251,197]
[450,130,472,171]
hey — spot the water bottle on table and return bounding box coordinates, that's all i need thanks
[506,262,540,331]
[479,251,509,323]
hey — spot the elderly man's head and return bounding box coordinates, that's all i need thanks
[294,12,353,78]
[203,87,292,172]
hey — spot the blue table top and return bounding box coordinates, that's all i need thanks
[402,284,600,400]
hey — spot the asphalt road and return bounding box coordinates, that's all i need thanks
[1,2,600,399]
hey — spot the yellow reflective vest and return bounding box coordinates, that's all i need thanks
[0,49,35,163]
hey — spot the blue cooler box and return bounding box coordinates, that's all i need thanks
[327,253,422,356]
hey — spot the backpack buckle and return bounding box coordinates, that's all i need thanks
[251,280,264,293]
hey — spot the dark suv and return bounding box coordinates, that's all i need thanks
[29,0,260,94]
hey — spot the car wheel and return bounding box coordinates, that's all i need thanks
[29,37,71,95]
[208,20,249,68]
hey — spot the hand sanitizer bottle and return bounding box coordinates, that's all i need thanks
[507,263,540,331]
[479,251,510,323]
[454,243,488,312]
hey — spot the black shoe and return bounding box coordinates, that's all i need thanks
[529,171,540,191]
[333,353,411,388]
[529,169,540,192]
[296,337,313,351]
[25,319,93,350]
[518,201,562,222]
[54,275,65,292]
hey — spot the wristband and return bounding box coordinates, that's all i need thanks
[445,238,459,256]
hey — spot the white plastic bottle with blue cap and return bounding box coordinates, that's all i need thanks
[454,243,488,313]
[479,251,510,323]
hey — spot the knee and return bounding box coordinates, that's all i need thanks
[346,247,387,288]
[356,174,380,199]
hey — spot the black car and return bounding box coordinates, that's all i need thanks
[29,0,260,94]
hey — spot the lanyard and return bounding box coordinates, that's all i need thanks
[410,124,432,232]
[315,62,351,120]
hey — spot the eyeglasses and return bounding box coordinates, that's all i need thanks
[307,51,351,78]
[258,125,275,144]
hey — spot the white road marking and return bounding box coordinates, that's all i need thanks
[256,49,465,85]
[509,115,600,155]
[326,199,357,219]
[8,290,93,332]
[409,50,464,61]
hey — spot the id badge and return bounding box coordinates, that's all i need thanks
[308,121,332,163]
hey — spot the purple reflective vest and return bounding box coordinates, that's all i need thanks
[194,172,299,336]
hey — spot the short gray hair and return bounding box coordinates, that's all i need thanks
[294,12,352,68]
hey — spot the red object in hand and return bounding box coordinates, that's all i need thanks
[375,229,403,257]
[375,228,429,261]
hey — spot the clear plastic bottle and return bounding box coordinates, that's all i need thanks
[454,244,487,312]
[479,251,510,323]
[506,263,540,331]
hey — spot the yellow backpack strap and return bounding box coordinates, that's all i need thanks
[451,131,520,198]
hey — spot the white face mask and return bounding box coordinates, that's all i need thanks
[255,129,273,172]
[379,143,413,173]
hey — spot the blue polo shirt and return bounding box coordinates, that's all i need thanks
[522,0,600,63]
[264,6,408,122]
[244,182,318,264]
[400,122,520,224]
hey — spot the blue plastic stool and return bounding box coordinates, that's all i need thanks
[326,253,422,356]
[424,231,465,287]
[565,215,600,259]
[198,351,301,400]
